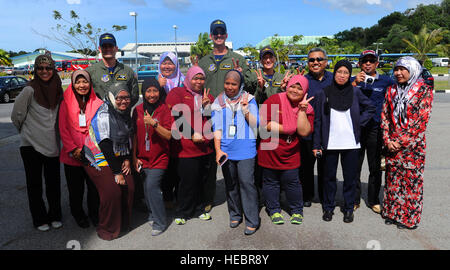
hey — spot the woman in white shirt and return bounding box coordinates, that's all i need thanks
[312,60,375,223]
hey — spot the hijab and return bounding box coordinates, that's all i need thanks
[323,60,354,111]
[141,77,166,115]
[71,70,91,112]
[392,56,422,127]
[280,74,312,135]
[28,53,63,110]
[158,52,185,93]
[105,83,133,144]
[184,66,206,113]
[215,70,249,109]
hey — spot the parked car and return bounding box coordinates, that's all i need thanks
[386,67,434,89]
[137,64,158,81]
[3,67,27,75]
[0,76,29,103]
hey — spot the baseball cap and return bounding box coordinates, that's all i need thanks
[259,46,275,60]
[359,50,378,60]
[210,20,227,35]
[99,33,117,47]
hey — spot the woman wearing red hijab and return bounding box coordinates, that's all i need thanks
[165,66,215,225]
[258,75,314,226]
[59,70,103,228]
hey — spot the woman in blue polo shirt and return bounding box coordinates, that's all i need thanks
[212,69,260,235]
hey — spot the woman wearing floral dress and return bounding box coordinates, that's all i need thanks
[381,56,434,230]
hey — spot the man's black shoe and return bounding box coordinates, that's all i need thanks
[343,211,354,223]
[303,201,312,207]
[322,211,333,222]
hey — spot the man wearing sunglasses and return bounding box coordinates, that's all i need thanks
[198,19,252,98]
[301,48,334,208]
[351,50,394,214]
[86,33,139,107]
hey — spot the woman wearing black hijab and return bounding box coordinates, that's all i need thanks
[132,78,172,236]
[312,60,375,223]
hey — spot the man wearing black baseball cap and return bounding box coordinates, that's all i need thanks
[86,33,139,106]
[198,19,253,98]
[351,49,394,214]
[252,45,288,104]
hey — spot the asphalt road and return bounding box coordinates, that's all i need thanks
[1,94,450,251]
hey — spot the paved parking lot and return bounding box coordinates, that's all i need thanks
[0,94,449,251]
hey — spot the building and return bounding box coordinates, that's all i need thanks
[256,35,334,49]
[121,41,233,65]
[10,50,86,67]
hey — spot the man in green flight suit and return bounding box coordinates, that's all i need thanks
[198,19,254,97]
[86,33,139,107]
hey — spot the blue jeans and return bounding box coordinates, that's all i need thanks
[262,168,303,216]
[143,168,167,231]
[222,158,260,228]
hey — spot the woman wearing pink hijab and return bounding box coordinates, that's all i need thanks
[258,75,314,226]
[165,66,215,225]
[59,70,103,228]
[158,52,185,93]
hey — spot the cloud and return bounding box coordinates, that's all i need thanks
[66,0,81,4]
[162,0,191,11]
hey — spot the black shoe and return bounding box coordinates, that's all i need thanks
[303,201,312,207]
[322,211,333,222]
[230,220,241,228]
[385,218,394,225]
[343,211,354,223]
[75,218,90,229]
[397,224,418,230]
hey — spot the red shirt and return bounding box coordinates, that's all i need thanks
[165,86,215,158]
[258,94,314,170]
[133,103,173,170]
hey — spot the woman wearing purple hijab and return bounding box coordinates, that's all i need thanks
[158,52,185,93]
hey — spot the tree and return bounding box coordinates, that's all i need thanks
[32,10,127,58]
[190,32,213,59]
[402,25,449,62]
[0,49,12,66]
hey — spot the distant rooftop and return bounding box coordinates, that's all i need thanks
[256,35,334,48]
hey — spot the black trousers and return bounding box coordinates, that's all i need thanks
[63,164,99,222]
[20,146,61,227]
[323,149,359,213]
[162,157,180,202]
[355,121,382,206]
[175,153,215,219]
[299,139,324,203]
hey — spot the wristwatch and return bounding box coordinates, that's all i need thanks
[152,119,159,128]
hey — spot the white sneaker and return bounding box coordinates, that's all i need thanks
[37,224,50,231]
[51,221,63,229]
[151,229,163,236]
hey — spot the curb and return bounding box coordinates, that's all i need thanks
[432,74,449,77]
[434,90,450,93]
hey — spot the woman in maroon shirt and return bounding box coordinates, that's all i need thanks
[165,66,215,225]
[258,75,314,225]
[132,78,172,236]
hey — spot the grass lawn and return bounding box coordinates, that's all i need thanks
[430,67,449,74]
[435,80,450,90]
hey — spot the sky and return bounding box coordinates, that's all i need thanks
[0,0,443,53]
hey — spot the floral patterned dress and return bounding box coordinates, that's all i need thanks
[380,78,433,228]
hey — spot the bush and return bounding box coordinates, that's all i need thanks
[424,59,433,70]
[0,72,7,76]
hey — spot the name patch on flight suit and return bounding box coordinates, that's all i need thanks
[116,74,127,81]
[220,63,232,70]
[102,74,110,82]
[273,81,282,87]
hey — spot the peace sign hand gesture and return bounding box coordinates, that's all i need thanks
[240,92,250,114]
[281,70,293,90]
[232,58,243,73]
[298,93,314,112]
[190,55,199,66]
[202,88,211,108]
[254,69,265,89]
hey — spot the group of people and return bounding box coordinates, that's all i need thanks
[11,19,433,241]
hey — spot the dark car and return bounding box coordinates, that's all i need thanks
[386,67,434,89]
[0,76,29,103]
[137,64,158,82]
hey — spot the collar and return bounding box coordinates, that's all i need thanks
[100,60,122,71]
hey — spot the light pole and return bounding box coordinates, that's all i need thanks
[130,11,138,72]
[173,25,178,60]
[373,42,383,56]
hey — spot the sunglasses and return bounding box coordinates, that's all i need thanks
[360,59,377,64]
[212,29,226,36]
[36,66,53,71]
[308,57,327,63]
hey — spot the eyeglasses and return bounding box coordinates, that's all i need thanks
[308,57,327,63]
[36,66,53,71]
[115,96,131,101]
[360,59,377,64]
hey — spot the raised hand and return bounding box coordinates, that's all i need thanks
[232,58,243,73]
[158,74,167,88]
[281,70,293,90]
[240,92,249,114]
[190,55,199,66]
[254,69,265,89]
[144,110,155,126]
[202,88,211,108]
[298,93,314,112]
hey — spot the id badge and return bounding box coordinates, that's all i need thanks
[145,134,150,151]
[79,113,86,127]
[228,125,237,137]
